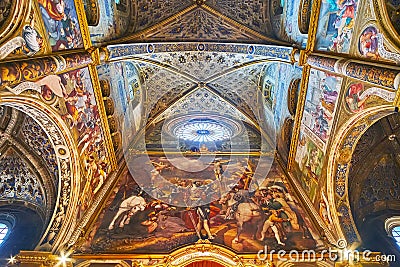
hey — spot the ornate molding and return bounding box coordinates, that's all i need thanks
[0,0,29,45]
[73,240,274,267]
[287,65,310,170]
[82,0,100,26]
[0,96,80,254]
[326,105,394,244]
[305,0,322,53]
[110,4,198,43]
[287,78,301,116]
[298,0,312,34]
[372,0,400,48]
[87,65,117,169]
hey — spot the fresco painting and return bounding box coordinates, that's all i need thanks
[84,159,322,253]
[315,0,358,53]
[97,62,142,143]
[358,25,400,64]
[263,63,301,128]
[301,69,342,145]
[359,26,379,60]
[345,82,397,113]
[34,67,110,216]
[294,130,324,203]
[0,11,47,60]
[38,0,83,51]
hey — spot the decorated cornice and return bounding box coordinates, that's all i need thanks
[107,42,294,62]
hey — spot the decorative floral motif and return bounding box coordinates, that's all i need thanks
[143,8,261,42]
[0,154,45,206]
[21,116,58,179]
[338,205,359,244]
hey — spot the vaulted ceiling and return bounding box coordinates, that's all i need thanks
[0,106,58,259]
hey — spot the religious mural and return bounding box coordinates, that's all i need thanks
[294,130,324,203]
[10,67,112,217]
[301,69,342,145]
[37,0,83,51]
[293,69,342,202]
[315,0,358,53]
[0,11,46,60]
[83,160,322,254]
[358,25,400,64]
[344,82,396,113]
[57,67,110,215]
[97,61,143,146]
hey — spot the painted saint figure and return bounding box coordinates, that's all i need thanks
[195,192,214,240]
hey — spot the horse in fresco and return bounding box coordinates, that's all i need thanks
[108,195,147,230]
[233,201,264,243]
[221,190,264,243]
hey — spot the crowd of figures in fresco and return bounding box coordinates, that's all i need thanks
[38,0,83,51]
[88,160,319,253]
[317,0,358,53]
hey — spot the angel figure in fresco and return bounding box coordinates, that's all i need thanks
[194,192,214,240]
[359,27,379,60]
[346,83,368,113]
[21,16,44,56]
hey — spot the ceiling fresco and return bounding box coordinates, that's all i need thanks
[89,0,133,44]
[205,0,272,36]
[315,0,358,53]
[82,161,324,254]
[137,7,263,42]
[153,87,251,125]
[106,44,294,131]
[281,0,309,47]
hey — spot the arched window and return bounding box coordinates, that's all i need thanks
[392,226,400,247]
[0,214,16,247]
[385,216,400,248]
[0,223,9,245]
